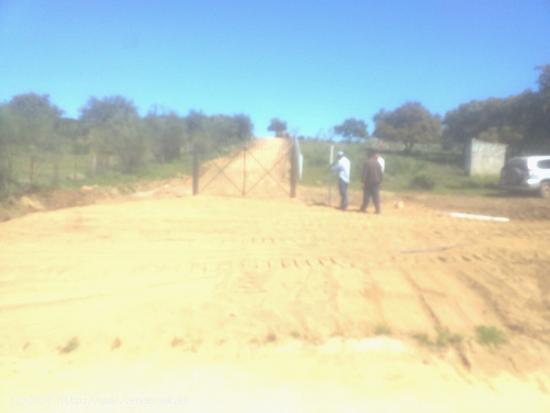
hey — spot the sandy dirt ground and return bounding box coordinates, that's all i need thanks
[1,138,550,412]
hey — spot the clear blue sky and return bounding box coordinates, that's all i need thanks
[1,0,549,137]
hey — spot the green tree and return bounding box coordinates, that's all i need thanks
[57,117,86,155]
[443,66,550,151]
[537,64,550,94]
[477,126,522,144]
[268,118,287,137]
[185,111,253,155]
[233,114,254,142]
[532,65,550,149]
[210,114,253,145]
[443,98,521,145]
[374,102,441,152]
[7,93,64,184]
[7,93,63,147]
[185,110,210,154]
[0,104,16,194]
[333,118,369,142]
[145,109,186,163]
[80,96,146,173]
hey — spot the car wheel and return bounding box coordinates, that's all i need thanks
[540,182,550,199]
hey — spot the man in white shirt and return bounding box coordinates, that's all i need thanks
[376,151,385,173]
[331,151,351,210]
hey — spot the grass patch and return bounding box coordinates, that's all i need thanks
[1,152,194,199]
[436,328,463,348]
[412,332,433,347]
[299,140,500,196]
[475,325,507,348]
[374,324,392,335]
[409,174,436,191]
[411,328,463,349]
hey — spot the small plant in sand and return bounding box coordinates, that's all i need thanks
[374,324,392,336]
[412,332,433,347]
[436,327,463,348]
[412,328,462,349]
[475,325,507,348]
[58,337,79,354]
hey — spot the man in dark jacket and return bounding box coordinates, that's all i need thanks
[360,150,383,214]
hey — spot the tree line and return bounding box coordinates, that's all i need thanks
[290,65,549,153]
[0,95,253,195]
[1,65,548,197]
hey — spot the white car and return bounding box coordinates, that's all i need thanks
[500,156,550,198]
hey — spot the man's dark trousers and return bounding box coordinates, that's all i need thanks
[361,184,380,213]
[338,178,348,210]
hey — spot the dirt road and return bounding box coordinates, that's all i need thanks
[1,139,549,412]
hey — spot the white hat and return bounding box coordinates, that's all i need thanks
[336,151,344,157]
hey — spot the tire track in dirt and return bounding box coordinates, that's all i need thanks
[359,269,387,327]
[398,268,475,370]
[400,270,442,328]
[0,270,225,311]
[456,269,550,346]
[364,267,435,333]
[3,163,550,411]
[202,253,390,343]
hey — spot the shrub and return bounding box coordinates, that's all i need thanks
[374,324,392,335]
[436,328,463,347]
[412,332,433,346]
[475,325,507,348]
[408,174,436,190]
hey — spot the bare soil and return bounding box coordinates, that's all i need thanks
[1,139,549,412]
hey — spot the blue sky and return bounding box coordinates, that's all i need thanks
[1,0,549,137]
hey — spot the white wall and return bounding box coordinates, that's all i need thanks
[465,139,507,176]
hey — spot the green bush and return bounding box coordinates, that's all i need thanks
[374,324,392,335]
[436,327,463,347]
[0,159,10,198]
[475,325,507,348]
[408,174,436,190]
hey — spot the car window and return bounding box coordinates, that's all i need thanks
[538,160,550,169]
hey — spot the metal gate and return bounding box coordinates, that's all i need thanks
[192,138,300,198]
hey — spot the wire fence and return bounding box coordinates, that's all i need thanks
[0,150,194,199]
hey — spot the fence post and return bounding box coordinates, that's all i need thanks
[290,138,297,198]
[29,156,35,185]
[52,160,59,187]
[90,153,97,177]
[192,145,199,196]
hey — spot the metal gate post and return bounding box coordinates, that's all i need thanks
[290,139,297,198]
